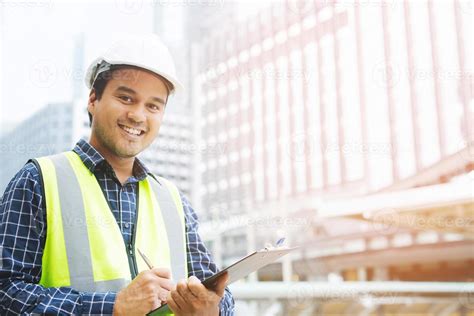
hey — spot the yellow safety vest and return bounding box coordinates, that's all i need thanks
[33,151,187,301]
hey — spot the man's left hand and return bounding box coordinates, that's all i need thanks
[167,272,229,316]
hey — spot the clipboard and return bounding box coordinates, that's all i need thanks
[147,246,298,315]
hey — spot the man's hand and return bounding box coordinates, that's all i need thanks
[113,268,174,316]
[167,272,229,316]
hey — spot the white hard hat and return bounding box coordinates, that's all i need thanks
[84,34,183,93]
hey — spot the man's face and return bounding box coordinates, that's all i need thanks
[87,68,169,159]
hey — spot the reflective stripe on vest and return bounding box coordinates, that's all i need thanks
[35,151,187,292]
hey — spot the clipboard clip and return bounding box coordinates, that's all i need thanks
[264,237,286,251]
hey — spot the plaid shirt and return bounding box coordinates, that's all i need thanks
[0,139,234,315]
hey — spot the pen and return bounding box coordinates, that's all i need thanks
[276,237,286,247]
[263,237,286,251]
[137,248,154,269]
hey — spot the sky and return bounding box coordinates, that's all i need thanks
[0,0,156,136]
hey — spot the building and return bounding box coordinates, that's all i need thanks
[0,101,83,191]
[194,0,473,314]
[139,111,193,197]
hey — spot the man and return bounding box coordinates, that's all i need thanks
[0,34,234,315]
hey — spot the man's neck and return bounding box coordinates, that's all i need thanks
[105,155,135,185]
[89,138,134,185]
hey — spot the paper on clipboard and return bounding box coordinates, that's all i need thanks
[147,246,298,315]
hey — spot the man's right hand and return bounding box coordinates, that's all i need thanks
[113,268,174,316]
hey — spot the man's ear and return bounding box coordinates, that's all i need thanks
[87,89,97,116]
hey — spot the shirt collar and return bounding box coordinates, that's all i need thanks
[72,138,151,181]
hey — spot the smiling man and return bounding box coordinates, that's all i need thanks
[0,34,234,315]
[88,68,168,183]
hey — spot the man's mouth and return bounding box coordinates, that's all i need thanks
[118,124,145,136]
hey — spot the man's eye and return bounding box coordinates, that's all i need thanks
[119,95,133,102]
[148,104,160,111]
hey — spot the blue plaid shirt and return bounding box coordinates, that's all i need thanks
[0,139,234,315]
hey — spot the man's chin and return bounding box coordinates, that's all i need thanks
[119,152,141,159]
[115,146,143,159]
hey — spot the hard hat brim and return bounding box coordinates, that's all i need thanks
[85,58,184,94]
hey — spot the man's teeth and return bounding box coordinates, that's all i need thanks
[121,125,142,135]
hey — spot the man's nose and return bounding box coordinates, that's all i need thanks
[127,105,146,123]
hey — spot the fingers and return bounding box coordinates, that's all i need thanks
[115,277,164,316]
[187,273,228,298]
[187,275,220,306]
[141,268,174,291]
[170,283,187,312]
[157,287,169,302]
[156,277,174,291]
[168,277,224,315]
[150,297,162,312]
[177,278,198,302]
[167,291,182,315]
[134,269,175,302]
[187,276,205,298]
[214,272,229,297]
[151,267,171,279]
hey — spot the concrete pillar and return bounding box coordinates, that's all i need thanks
[373,267,388,281]
[282,256,293,282]
[357,267,367,281]
[247,222,258,282]
[213,235,222,267]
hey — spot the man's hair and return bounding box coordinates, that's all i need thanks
[88,69,113,126]
[88,66,173,126]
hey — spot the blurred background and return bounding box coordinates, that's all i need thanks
[0,0,473,315]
